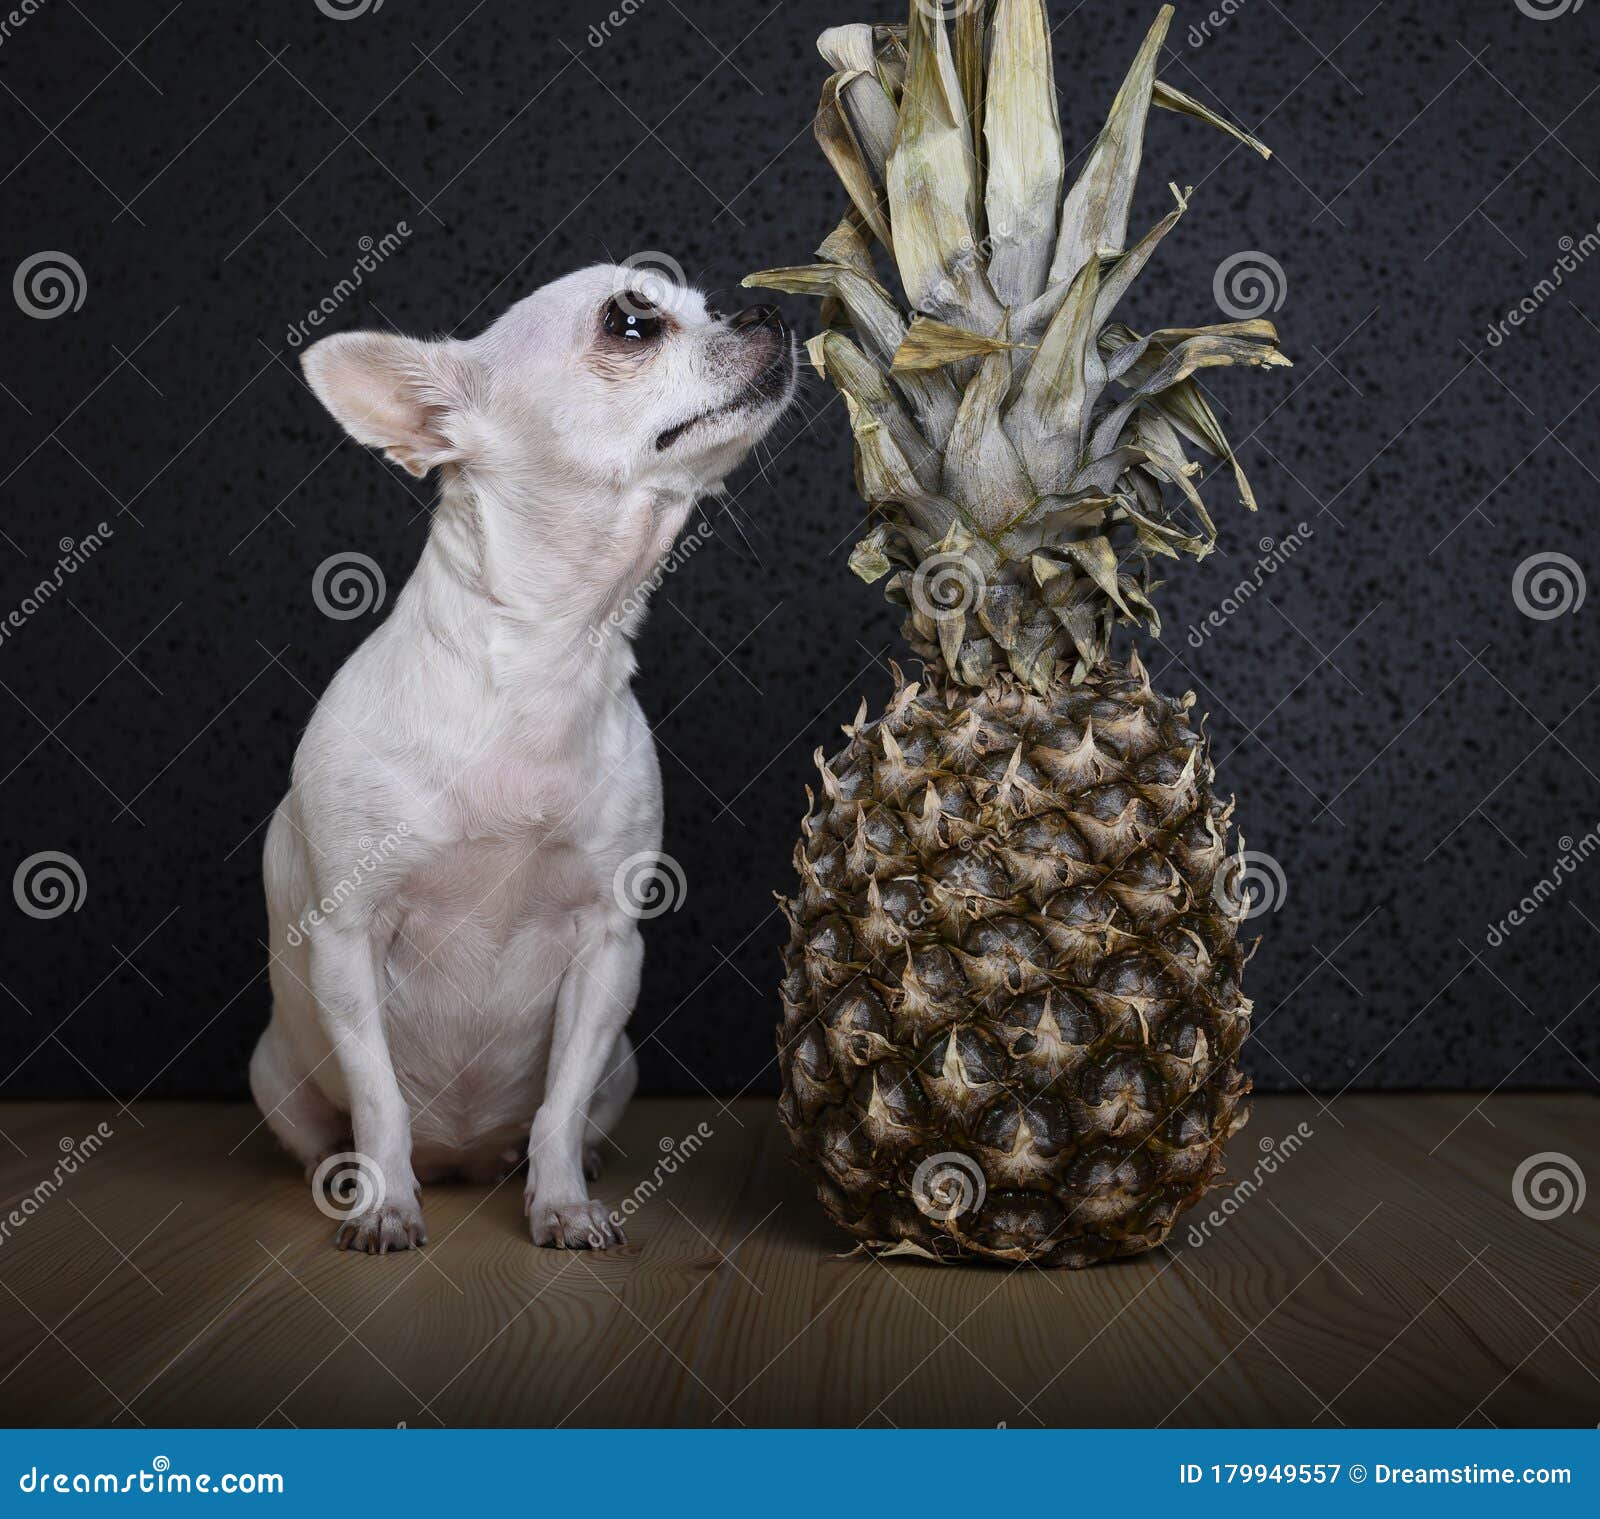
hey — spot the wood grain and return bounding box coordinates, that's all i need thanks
[0,1095,1592,1427]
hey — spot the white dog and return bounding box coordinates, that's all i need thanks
[251,265,795,1252]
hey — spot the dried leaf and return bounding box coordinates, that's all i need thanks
[1111,328,1291,392]
[1048,6,1172,285]
[984,0,1063,306]
[817,24,875,74]
[945,345,1034,532]
[891,316,1020,372]
[1009,253,1104,489]
[954,0,987,189]
[849,524,893,583]
[886,7,1000,328]
[1153,380,1261,512]
[816,73,894,252]
[817,331,940,494]
[816,214,876,276]
[1153,79,1271,159]
[1093,183,1188,329]
[1064,533,1133,616]
[802,332,828,378]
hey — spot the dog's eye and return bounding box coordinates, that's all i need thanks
[603,297,662,343]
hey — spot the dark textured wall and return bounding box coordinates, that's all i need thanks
[2,0,1597,1100]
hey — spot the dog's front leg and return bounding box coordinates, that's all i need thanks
[525,909,641,1248]
[307,924,426,1253]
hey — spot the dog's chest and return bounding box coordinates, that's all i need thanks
[440,723,604,841]
[391,723,626,957]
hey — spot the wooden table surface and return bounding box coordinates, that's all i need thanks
[0,1094,1593,1428]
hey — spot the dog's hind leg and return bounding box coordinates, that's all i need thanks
[582,1031,638,1182]
[249,1018,349,1178]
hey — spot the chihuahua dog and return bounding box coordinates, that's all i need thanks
[251,264,795,1252]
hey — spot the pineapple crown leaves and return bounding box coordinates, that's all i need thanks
[744,2,1289,692]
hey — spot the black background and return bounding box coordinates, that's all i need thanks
[2,0,1598,1102]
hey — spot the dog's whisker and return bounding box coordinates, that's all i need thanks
[717,495,766,569]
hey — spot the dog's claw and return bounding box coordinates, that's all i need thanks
[335,1201,427,1255]
[582,1146,604,1183]
[528,1198,623,1250]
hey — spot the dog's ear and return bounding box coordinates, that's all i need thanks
[301,332,475,478]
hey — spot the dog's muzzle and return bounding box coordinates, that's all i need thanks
[653,306,795,451]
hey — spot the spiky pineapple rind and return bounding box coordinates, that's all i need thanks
[777,657,1253,1266]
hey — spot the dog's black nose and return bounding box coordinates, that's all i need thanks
[730,303,783,332]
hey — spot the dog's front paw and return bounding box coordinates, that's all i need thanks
[335,1199,427,1255]
[525,1194,624,1250]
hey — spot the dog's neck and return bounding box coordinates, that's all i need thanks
[399,463,701,711]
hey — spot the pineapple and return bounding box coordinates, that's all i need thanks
[749,2,1288,1265]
